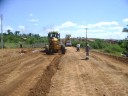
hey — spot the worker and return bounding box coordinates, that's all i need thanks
[76,43,80,51]
[20,44,22,48]
[85,44,90,60]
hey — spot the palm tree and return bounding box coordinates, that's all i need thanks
[122,25,128,32]
[7,29,13,35]
[15,31,20,36]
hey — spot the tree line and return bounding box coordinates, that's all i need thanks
[71,39,128,56]
[0,29,48,48]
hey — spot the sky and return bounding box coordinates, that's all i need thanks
[0,0,128,39]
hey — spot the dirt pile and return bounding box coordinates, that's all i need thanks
[28,55,62,96]
[92,50,128,64]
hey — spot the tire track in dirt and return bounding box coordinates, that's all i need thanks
[28,55,63,96]
[8,54,57,96]
[91,52,128,81]
[0,48,34,66]
[75,50,128,96]
[74,53,111,96]
[89,53,128,96]
[0,50,56,96]
[47,47,88,96]
[0,54,44,96]
[58,54,82,96]
[92,51,128,64]
[0,52,41,84]
[47,47,128,96]
[0,51,39,74]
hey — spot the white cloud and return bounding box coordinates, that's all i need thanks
[89,29,104,33]
[18,26,26,32]
[107,26,123,30]
[123,18,128,23]
[27,13,39,23]
[43,27,60,33]
[27,19,39,22]
[18,26,25,29]
[45,28,54,32]
[60,21,77,28]
[29,13,33,17]
[77,25,88,29]
[43,21,77,33]
[96,21,119,26]
[53,26,60,31]
[41,20,126,39]
[101,31,126,39]
[34,23,38,26]
[4,26,13,32]
[78,21,119,29]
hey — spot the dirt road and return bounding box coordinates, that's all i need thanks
[0,47,128,96]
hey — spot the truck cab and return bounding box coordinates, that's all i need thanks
[65,40,72,46]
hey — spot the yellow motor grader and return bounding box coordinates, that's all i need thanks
[45,31,66,54]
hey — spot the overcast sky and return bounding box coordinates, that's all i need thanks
[0,0,128,39]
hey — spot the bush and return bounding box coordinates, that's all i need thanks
[4,42,19,48]
[71,40,78,47]
[121,40,128,52]
[89,39,108,49]
[104,44,123,53]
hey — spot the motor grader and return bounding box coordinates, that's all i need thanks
[45,31,66,54]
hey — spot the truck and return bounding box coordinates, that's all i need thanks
[65,34,72,46]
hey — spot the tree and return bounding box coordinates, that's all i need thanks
[15,31,20,36]
[7,29,13,35]
[122,40,128,52]
[122,28,128,32]
[122,25,128,33]
[122,25,128,39]
[34,34,40,38]
[28,33,33,37]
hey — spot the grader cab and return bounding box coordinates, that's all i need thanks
[45,31,66,54]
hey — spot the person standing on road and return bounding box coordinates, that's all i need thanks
[85,44,90,60]
[76,43,80,51]
[20,44,22,48]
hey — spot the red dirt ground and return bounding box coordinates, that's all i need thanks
[0,47,128,96]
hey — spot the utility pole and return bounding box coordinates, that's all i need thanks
[85,28,88,46]
[1,14,3,49]
[85,28,89,60]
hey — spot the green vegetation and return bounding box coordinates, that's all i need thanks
[1,29,128,56]
[103,44,123,56]
[0,29,48,48]
[71,40,86,47]
[71,38,128,56]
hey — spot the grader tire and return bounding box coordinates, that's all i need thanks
[45,46,49,54]
[61,45,66,54]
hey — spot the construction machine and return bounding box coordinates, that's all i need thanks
[45,31,66,54]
